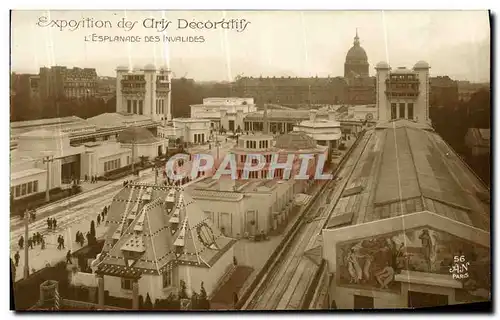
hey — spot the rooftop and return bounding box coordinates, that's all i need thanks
[324,119,490,231]
[117,127,159,144]
[96,184,235,277]
[87,112,156,130]
[274,131,318,151]
[244,109,329,121]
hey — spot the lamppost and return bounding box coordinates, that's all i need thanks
[43,155,55,203]
[23,209,29,279]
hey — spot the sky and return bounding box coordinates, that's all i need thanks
[10,10,491,82]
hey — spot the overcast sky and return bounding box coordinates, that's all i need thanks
[11,10,490,82]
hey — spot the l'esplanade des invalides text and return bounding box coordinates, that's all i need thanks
[36,16,252,33]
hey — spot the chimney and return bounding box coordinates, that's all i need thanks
[39,280,60,309]
[328,111,336,121]
[309,110,317,122]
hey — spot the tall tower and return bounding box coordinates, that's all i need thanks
[143,64,157,120]
[344,29,369,78]
[413,61,431,124]
[375,61,391,122]
[115,66,129,113]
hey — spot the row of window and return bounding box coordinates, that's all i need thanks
[156,99,165,114]
[389,75,418,81]
[193,133,205,144]
[390,102,414,120]
[389,83,418,89]
[104,159,121,172]
[234,168,285,179]
[123,83,146,89]
[239,154,272,163]
[11,180,39,199]
[127,100,144,115]
[64,81,96,87]
[123,75,145,81]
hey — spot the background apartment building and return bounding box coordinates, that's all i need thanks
[39,66,98,99]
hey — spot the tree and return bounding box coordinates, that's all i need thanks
[190,291,199,309]
[198,282,210,310]
[138,295,144,309]
[88,220,97,245]
[90,220,96,238]
[178,280,188,300]
[144,293,153,309]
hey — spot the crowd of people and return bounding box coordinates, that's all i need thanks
[46,217,58,230]
[14,203,110,273]
[84,174,99,184]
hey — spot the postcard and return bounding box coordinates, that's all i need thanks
[9,10,491,311]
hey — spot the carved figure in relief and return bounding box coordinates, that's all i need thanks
[419,229,435,271]
[347,248,362,283]
[375,261,395,289]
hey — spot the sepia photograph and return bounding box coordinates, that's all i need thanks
[8,9,491,311]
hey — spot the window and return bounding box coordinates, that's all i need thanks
[21,184,27,196]
[399,103,405,118]
[138,100,143,115]
[163,268,173,288]
[121,278,132,290]
[127,100,132,113]
[354,295,374,309]
[27,182,32,194]
[391,103,397,120]
[408,103,414,120]
[33,181,38,193]
[133,100,137,114]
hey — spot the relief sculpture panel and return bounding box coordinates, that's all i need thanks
[336,227,490,298]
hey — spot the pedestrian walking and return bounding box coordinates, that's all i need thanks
[47,217,51,229]
[53,219,57,229]
[14,251,20,267]
[18,236,24,249]
[97,215,101,226]
[41,237,45,250]
[28,238,33,249]
[57,235,62,250]
[66,250,72,264]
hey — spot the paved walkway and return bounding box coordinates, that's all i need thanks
[10,169,157,282]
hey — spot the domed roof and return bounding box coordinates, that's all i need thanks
[274,131,317,150]
[117,127,159,144]
[116,65,129,72]
[414,60,430,69]
[143,64,156,71]
[375,61,390,69]
[345,30,368,62]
